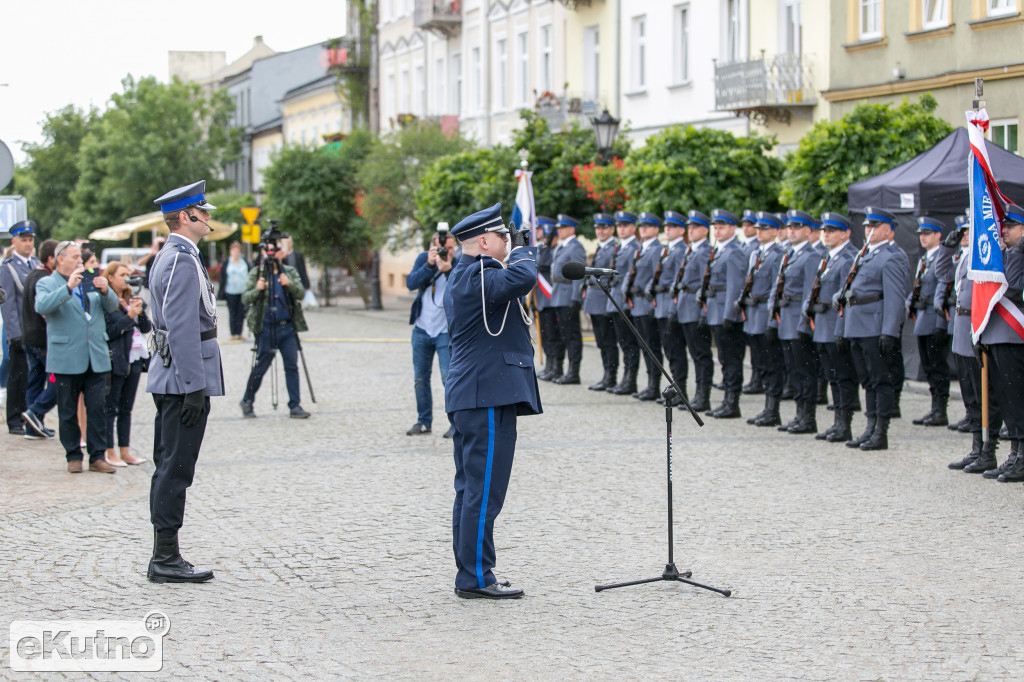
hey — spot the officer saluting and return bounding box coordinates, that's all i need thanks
[444,203,541,599]
[146,180,224,583]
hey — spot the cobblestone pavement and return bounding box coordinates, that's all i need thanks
[3,298,1024,680]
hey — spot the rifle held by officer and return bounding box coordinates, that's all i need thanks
[834,242,870,318]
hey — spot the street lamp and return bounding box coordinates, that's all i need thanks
[591,109,620,166]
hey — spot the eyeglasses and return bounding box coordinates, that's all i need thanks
[55,241,75,257]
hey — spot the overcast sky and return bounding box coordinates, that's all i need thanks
[1,1,348,166]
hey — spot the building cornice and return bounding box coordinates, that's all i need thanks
[823,62,1024,102]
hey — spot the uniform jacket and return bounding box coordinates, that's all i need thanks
[935,244,970,353]
[443,247,542,416]
[626,238,664,317]
[675,240,711,325]
[980,245,1024,346]
[146,234,225,397]
[549,236,586,307]
[406,250,451,325]
[242,261,308,335]
[582,238,617,315]
[933,244,957,337]
[767,241,818,340]
[742,243,784,335]
[535,244,554,312]
[653,239,687,320]
[105,301,153,376]
[34,270,119,375]
[806,241,855,344]
[743,238,759,259]
[704,239,747,326]
[0,254,40,340]
[835,242,909,340]
[606,237,640,314]
[908,247,948,336]
[812,239,829,258]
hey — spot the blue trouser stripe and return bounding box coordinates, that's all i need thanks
[475,407,495,588]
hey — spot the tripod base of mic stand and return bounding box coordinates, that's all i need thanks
[595,563,731,597]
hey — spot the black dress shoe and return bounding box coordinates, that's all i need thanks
[455,582,524,599]
[147,531,214,584]
[443,425,455,438]
[8,425,25,436]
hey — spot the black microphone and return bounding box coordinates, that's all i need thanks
[561,261,619,280]
[189,215,213,231]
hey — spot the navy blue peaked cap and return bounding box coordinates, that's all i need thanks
[452,203,507,240]
[154,180,217,214]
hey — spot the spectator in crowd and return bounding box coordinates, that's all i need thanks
[75,247,101,441]
[0,222,41,435]
[20,238,59,440]
[134,237,166,285]
[34,241,120,474]
[281,234,311,290]
[103,262,151,466]
[218,241,249,340]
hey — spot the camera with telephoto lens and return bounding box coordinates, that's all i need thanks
[435,222,450,260]
[126,275,145,296]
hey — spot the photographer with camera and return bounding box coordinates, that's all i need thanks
[405,222,458,437]
[239,228,311,419]
[102,262,151,467]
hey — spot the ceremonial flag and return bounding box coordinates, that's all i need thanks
[966,109,1024,342]
[509,167,551,298]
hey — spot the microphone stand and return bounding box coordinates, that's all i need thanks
[591,277,731,598]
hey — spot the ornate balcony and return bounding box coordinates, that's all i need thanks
[714,53,816,125]
[413,0,462,38]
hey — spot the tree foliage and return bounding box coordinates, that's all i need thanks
[622,125,784,216]
[779,94,954,213]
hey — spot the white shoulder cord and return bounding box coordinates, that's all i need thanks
[160,251,218,320]
[480,258,534,337]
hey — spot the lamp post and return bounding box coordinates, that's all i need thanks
[591,109,620,166]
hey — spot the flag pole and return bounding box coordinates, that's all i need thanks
[518,148,544,363]
[972,77,991,440]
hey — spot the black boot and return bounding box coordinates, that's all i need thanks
[947,415,969,431]
[847,417,877,448]
[751,395,781,426]
[541,359,564,382]
[147,530,214,583]
[709,390,741,419]
[859,417,890,450]
[921,396,949,426]
[816,406,843,440]
[950,431,985,470]
[778,402,802,432]
[553,361,581,385]
[748,394,771,425]
[826,409,854,443]
[892,392,902,419]
[536,356,554,381]
[741,369,764,395]
[634,375,661,401]
[788,401,817,434]
[608,368,638,395]
[780,380,795,400]
[983,438,1016,478]
[588,368,617,391]
[689,383,712,412]
[996,441,1024,482]
[912,395,940,425]
[964,431,1000,474]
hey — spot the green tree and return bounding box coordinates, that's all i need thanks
[414,145,519,233]
[780,94,954,213]
[622,125,784,216]
[262,129,374,306]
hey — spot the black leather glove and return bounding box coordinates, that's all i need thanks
[765,326,778,343]
[510,227,529,249]
[933,327,949,346]
[180,390,206,428]
[836,337,850,355]
[723,318,741,333]
[7,337,22,351]
[944,226,967,249]
[878,334,897,356]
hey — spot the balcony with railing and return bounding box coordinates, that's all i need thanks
[413,0,462,38]
[535,92,605,133]
[713,53,816,125]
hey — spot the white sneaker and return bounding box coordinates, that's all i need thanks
[0,387,6,409]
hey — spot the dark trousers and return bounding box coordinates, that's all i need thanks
[851,337,895,419]
[954,353,1001,433]
[633,314,662,380]
[747,333,764,377]
[5,341,28,431]
[710,324,744,392]
[553,305,583,365]
[450,404,517,590]
[819,342,859,411]
[25,345,56,418]
[106,360,143,448]
[538,308,563,363]
[55,369,109,462]
[244,321,302,409]
[682,321,714,386]
[916,333,951,399]
[656,316,688,388]
[888,328,906,395]
[749,333,784,397]
[987,344,1024,439]
[613,311,640,373]
[782,335,817,403]
[226,293,246,336]
[590,313,619,373]
[150,392,210,534]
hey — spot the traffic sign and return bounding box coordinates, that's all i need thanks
[0,140,13,191]
[0,195,28,233]
[241,207,261,225]
[240,207,261,244]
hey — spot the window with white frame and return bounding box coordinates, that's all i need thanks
[435,58,445,114]
[859,0,882,39]
[922,0,948,28]
[583,25,599,100]
[988,0,1016,16]
[782,0,801,55]
[631,15,646,90]
[452,53,463,115]
[727,0,741,61]
[400,68,410,113]
[991,118,1019,154]
[494,38,508,110]
[472,47,481,112]
[415,64,425,116]
[517,32,529,106]
[386,72,396,122]
[673,5,689,83]
[540,25,553,94]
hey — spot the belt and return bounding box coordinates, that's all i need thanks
[778,295,795,307]
[681,286,700,294]
[707,285,726,293]
[653,284,671,294]
[266,320,291,327]
[955,306,972,317]
[912,300,931,310]
[848,294,883,306]
[200,328,218,341]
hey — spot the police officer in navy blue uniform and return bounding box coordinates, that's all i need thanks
[807,213,858,443]
[548,214,587,384]
[908,217,953,427]
[607,211,642,395]
[743,212,786,426]
[627,212,665,400]
[675,211,714,411]
[444,203,540,599]
[583,213,619,390]
[652,211,689,404]
[836,207,910,451]
[701,209,747,418]
[534,217,562,381]
[0,220,40,435]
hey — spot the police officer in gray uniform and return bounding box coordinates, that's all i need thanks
[652,211,689,405]
[908,217,952,427]
[743,212,786,426]
[548,214,587,384]
[837,207,909,451]
[627,212,665,401]
[607,211,642,395]
[675,211,714,411]
[701,209,747,418]
[534,217,562,381]
[739,210,764,395]
[583,214,619,390]
[146,181,224,583]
